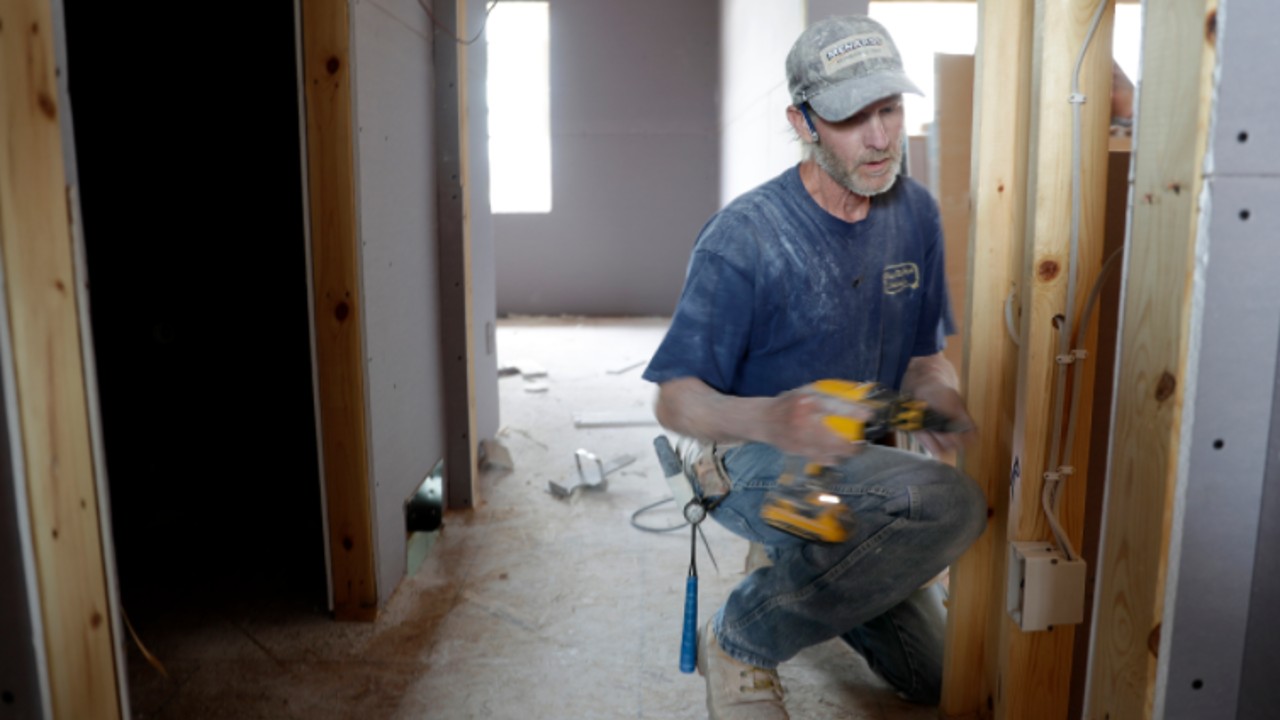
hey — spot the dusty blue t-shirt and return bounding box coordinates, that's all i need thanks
[643,165,953,397]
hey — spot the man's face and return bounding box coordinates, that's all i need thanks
[810,95,905,196]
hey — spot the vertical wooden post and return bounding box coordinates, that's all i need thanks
[934,53,974,404]
[0,0,122,715]
[435,0,479,509]
[997,0,1113,717]
[1086,1,1218,717]
[940,2,1034,717]
[299,0,379,621]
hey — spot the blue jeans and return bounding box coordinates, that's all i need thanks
[707,442,987,704]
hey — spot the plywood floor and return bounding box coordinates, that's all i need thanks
[124,317,938,720]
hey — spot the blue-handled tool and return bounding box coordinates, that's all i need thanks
[681,543,699,673]
[654,435,726,675]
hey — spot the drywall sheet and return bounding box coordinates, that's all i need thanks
[352,0,445,600]
[464,0,499,441]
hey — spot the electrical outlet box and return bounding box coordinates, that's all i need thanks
[1007,541,1087,632]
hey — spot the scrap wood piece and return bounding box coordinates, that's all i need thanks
[606,359,646,375]
[572,410,658,428]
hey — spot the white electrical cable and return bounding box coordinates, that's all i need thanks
[1042,0,1111,563]
[1061,248,1124,466]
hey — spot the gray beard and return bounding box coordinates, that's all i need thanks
[812,142,901,197]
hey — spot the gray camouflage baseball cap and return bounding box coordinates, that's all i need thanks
[786,15,922,122]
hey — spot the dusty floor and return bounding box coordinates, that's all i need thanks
[124,317,938,719]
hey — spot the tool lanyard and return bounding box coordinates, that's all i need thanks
[679,493,724,673]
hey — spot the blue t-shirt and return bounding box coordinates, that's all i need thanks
[643,165,953,397]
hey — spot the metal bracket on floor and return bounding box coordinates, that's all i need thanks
[548,449,637,498]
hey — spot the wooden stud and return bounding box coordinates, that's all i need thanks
[1086,1,1218,717]
[934,53,974,420]
[299,0,379,621]
[997,0,1113,718]
[940,2,1034,718]
[0,0,122,714]
[435,0,479,509]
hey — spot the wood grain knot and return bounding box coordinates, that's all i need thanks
[342,535,354,551]
[38,92,57,120]
[55,279,67,294]
[1167,182,1182,195]
[1148,622,1161,657]
[334,300,350,322]
[90,611,104,629]
[997,183,1005,193]
[1155,371,1176,402]
[1206,9,1217,44]
[1037,260,1060,282]
[326,56,341,75]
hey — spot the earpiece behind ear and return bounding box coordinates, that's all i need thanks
[800,104,819,142]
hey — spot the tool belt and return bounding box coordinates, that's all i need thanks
[682,440,734,499]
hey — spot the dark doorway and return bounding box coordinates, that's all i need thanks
[61,3,325,611]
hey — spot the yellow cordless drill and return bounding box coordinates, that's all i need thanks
[759,379,960,543]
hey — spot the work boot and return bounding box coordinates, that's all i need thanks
[697,618,788,719]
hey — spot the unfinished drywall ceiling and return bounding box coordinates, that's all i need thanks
[494,0,720,317]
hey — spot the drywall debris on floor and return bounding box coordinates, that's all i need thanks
[498,426,548,451]
[479,438,514,473]
[496,358,552,391]
[514,359,547,378]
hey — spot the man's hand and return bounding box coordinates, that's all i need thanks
[902,352,977,457]
[761,386,875,465]
[909,383,975,457]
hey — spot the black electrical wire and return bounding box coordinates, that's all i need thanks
[630,496,688,534]
[631,496,721,574]
[416,0,501,46]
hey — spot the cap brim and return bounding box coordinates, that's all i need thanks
[808,71,923,123]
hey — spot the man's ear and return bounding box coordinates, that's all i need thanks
[786,105,819,142]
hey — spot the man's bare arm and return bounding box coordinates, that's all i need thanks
[654,376,869,465]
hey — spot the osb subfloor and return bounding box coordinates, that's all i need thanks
[124,317,938,719]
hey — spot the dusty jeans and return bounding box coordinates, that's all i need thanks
[705,442,986,704]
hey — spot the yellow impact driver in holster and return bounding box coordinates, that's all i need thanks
[758,379,959,544]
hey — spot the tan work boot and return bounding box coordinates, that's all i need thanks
[697,619,788,719]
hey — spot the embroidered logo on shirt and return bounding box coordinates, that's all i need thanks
[883,263,920,295]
